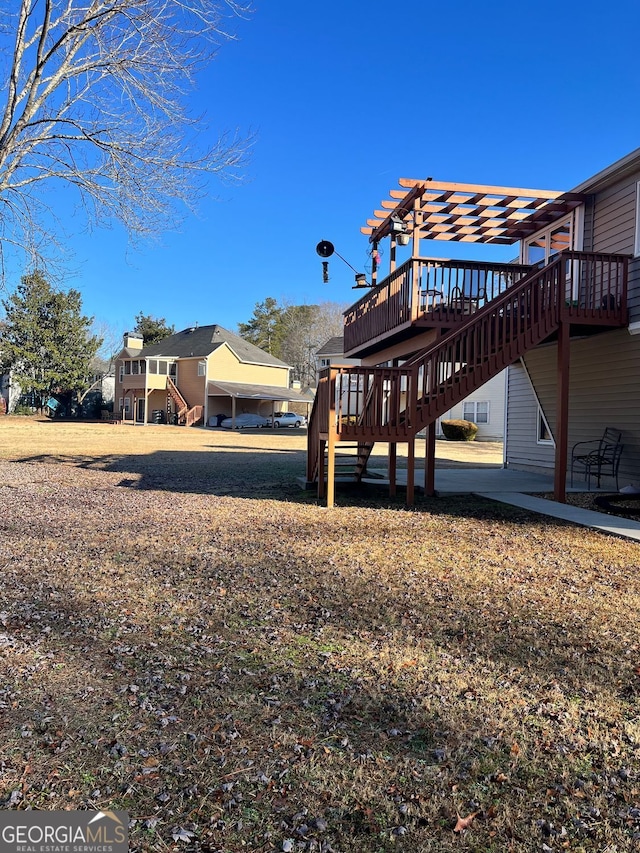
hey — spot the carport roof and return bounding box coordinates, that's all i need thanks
[207,380,313,403]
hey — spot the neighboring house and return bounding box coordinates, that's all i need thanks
[315,336,361,378]
[114,324,311,427]
[437,370,506,442]
[308,149,637,505]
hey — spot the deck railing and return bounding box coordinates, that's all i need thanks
[330,252,628,440]
[343,256,532,353]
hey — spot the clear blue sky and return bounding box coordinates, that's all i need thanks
[8,0,640,340]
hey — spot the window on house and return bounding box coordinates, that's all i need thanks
[132,361,139,374]
[123,396,131,412]
[537,407,553,444]
[197,362,205,377]
[118,397,123,411]
[169,362,177,377]
[118,365,124,382]
[140,361,146,373]
[463,401,489,424]
[124,361,131,374]
[149,360,157,374]
[159,361,167,375]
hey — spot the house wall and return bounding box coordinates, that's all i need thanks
[583,170,640,319]
[208,346,290,386]
[506,167,640,485]
[506,329,640,486]
[175,358,206,410]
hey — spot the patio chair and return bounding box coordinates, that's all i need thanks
[570,428,623,490]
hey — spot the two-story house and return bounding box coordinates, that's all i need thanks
[308,149,637,506]
[114,324,309,427]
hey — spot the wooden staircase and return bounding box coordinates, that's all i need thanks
[166,377,203,426]
[307,251,628,504]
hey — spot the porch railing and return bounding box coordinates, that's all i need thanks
[343,256,532,353]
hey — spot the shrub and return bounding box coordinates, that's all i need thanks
[12,404,35,416]
[441,418,478,441]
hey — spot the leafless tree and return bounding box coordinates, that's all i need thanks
[0,1,252,273]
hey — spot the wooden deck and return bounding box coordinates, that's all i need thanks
[343,252,628,358]
[309,251,629,504]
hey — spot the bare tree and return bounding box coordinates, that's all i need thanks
[0,1,252,272]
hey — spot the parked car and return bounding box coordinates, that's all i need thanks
[267,411,307,428]
[220,413,269,429]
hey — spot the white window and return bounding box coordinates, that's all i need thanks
[463,401,489,424]
[635,182,640,257]
[118,364,124,382]
[537,406,553,445]
[197,361,206,377]
[118,397,123,411]
[123,396,131,412]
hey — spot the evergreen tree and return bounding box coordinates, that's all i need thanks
[237,298,346,387]
[237,298,285,356]
[1,271,101,411]
[133,312,175,345]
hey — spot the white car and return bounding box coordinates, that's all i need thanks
[220,413,269,429]
[267,412,307,428]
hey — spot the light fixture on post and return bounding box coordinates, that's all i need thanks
[315,240,371,288]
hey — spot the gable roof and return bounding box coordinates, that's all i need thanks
[137,325,289,369]
[316,336,345,357]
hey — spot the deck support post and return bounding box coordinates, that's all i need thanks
[318,439,326,501]
[326,432,336,508]
[406,439,415,505]
[388,442,397,497]
[554,320,570,503]
[424,422,436,496]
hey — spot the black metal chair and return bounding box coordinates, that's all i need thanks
[570,428,623,490]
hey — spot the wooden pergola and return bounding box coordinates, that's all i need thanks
[360,179,585,287]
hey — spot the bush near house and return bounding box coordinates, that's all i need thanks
[441,418,478,441]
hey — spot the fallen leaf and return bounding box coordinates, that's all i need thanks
[454,811,479,833]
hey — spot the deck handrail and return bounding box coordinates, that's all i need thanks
[343,256,533,353]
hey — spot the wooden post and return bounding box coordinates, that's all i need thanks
[388,442,397,497]
[424,421,436,496]
[318,438,326,500]
[327,430,336,508]
[554,320,570,503]
[406,439,415,505]
[371,241,378,288]
[389,236,397,273]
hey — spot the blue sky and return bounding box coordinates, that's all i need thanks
[6,0,640,340]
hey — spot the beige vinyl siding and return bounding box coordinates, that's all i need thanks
[208,345,290,386]
[586,172,640,319]
[506,356,556,472]
[507,330,640,484]
[175,359,206,409]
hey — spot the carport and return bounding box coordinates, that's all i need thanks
[206,380,313,428]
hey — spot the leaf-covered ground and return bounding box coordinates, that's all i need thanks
[0,419,639,852]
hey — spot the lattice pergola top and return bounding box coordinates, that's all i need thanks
[361,179,586,245]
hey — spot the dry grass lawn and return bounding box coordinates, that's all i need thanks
[0,417,639,852]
